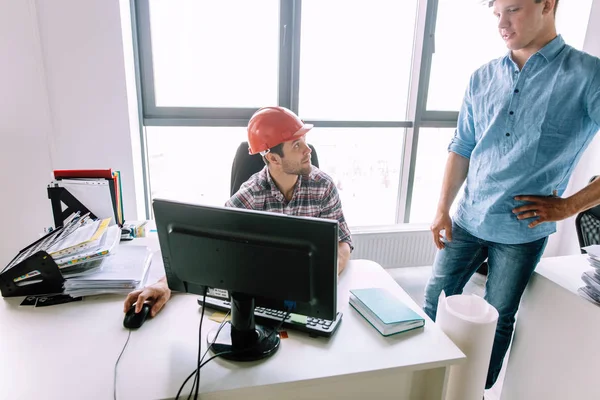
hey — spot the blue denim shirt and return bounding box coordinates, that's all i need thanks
[450,35,600,244]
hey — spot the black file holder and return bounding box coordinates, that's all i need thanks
[0,230,65,298]
[47,186,97,229]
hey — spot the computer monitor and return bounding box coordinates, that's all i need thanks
[153,198,339,361]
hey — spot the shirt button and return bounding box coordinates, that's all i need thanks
[515,70,519,74]
[506,132,511,137]
[514,89,519,93]
[509,111,514,115]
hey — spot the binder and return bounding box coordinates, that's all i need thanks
[0,217,120,298]
[54,169,113,179]
[0,229,65,297]
[48,169,124,228]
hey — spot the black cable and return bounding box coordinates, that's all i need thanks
[192,288,208,400]
[113,330,132,400]
[186,310,231,400]
[176,307,291,400]
[176,309,231,400]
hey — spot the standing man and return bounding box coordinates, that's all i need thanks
[424,0,600,390]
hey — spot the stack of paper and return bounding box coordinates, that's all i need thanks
[63,245,152,297]
[578,245,600,306]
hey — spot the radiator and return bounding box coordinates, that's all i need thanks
[349,224,437,269]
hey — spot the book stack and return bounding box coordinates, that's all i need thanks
[578,245,600,305]
[349,288,425,336]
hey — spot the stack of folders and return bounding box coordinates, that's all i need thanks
[51,169,125,226]
[578,245,600,306]
[8,212,120,286]
[62,245,152,298]
[349,288,425,336]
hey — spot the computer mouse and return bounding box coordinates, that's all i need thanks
[123,303,152,329]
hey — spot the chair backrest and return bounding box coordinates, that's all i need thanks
[229,141,320,196]
[575,176,600,252]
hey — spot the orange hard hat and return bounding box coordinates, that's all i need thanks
[247,106,313,155]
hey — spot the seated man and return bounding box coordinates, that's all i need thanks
[124,106,353,317]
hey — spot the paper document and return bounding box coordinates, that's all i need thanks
[55,225,120,267]
[583,245,600,259]
[63,245,152,297]
[48,218,111,257]
[56,179,116,225]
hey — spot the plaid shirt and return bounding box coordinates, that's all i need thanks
[225,166,353,250]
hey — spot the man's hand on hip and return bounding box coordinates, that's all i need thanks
[512,193,574,228]
[431,211,453,250]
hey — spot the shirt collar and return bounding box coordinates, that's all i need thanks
[503,34,566,68]
[536,34,565,62]
[265,167,302,202]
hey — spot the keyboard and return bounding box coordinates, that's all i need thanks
[198,296,342,338]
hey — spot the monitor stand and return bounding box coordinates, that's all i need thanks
[206,293,280,361]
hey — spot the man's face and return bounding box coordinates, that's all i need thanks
[493,0,552,51]
[279,135,312,176]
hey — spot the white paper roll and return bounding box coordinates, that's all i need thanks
[436,291,499,400]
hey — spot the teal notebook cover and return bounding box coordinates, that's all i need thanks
[350,288,424,325]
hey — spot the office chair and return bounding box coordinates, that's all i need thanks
[230,141,320,196]
[576,176,600,252]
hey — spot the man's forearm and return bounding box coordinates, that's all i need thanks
[567,176,600,216]
[437,152,470,213]
[337,242,351,274]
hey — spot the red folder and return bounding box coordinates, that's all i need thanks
[53,169,113,179]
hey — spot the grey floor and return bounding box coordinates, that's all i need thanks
[387,266,504,400]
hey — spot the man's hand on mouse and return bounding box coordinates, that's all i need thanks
[123,276,171,317]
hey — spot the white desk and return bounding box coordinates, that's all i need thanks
[0,235,464,400]
[501,255,600,400]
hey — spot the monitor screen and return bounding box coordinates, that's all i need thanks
[153,199,340,361]
[153,198,339,320]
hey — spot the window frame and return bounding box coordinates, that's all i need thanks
[132,0,457,222]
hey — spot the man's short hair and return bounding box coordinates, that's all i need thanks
[486,0,559,15]
[262,142,285,165]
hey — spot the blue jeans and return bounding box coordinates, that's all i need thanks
[423,222,547,389]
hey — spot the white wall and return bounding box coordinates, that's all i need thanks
[35,0,144,221]
[545,0,600,257]
[0,0,144,266]
[0,0,54,267]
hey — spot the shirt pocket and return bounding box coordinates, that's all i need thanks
[534,117,580,168]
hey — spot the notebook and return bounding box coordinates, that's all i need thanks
[349,288,425,336]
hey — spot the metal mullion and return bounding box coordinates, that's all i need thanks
[131,0,151,219]
[289,0,302,114]
[396,0,439,224]
[144,117,252,127]
[279,0,294,109]
[421,110,459,127]
[135,0,158,119]
[305,120,413,128]
[145,106,258,121]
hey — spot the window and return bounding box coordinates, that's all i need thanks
[148,0,279,108]
[134,0,595,226]
[409,128,459,223]
[427,0,595,112]
[146,127,247,213]
[308,128,404,226]
[299,0,418,121]
[427,0,505,111]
